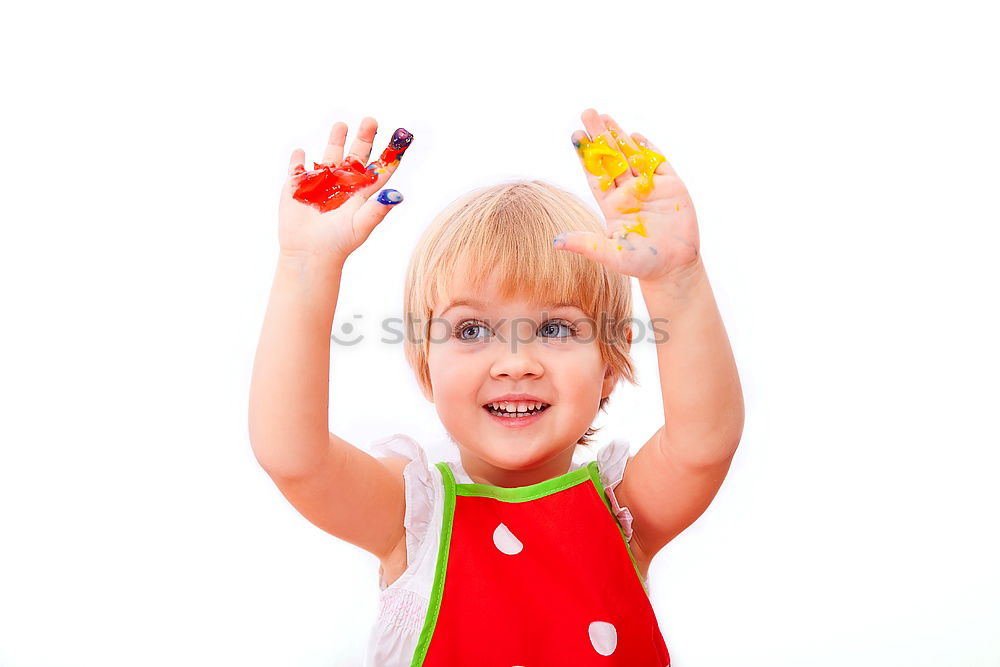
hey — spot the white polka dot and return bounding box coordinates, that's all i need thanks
[492,522,523,555]
[588,620,618,655]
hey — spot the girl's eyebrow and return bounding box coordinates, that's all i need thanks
[439,298,485,317]
[440,299,582,317]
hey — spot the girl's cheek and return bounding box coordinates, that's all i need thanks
[427,320,452,347]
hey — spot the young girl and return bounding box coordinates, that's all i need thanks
[249,109,744,666]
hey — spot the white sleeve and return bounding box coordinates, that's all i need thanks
[368,433,435,566]
[595,438,635,543]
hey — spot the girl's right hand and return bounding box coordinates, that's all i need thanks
[277,117,411,261]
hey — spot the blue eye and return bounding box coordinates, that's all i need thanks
[540,320,579,338]
[453,319,579,341]
[455,320,490,341]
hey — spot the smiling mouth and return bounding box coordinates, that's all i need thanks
[482,404,551,418]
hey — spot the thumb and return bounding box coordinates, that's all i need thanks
[552,231,619,266]
[353,188,404,241]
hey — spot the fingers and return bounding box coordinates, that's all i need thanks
[287,148,305,176]
[577,108,630,191]
[600,113,643,180]
[321,122,349,165]
[630,132,675,176]
[343,116,378,165]
[572,129,611,203]
[357,127,414,198]
[552,230,624,270]
[320,118,377,165]
[581,108,612,145]
[352,188,404,243]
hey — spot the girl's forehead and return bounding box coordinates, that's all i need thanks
[434,264,588,316]
[436,294,584,317]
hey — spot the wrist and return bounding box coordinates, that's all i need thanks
[275,249,348,292]
[638,256,706,293]
[278,248,348,272]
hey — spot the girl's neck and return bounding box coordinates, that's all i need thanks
[459,446,577,488]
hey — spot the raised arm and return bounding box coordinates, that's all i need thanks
[557,109,744,560]
[248,117,415,560]
[248,252,348,476]
[639,260,744,463]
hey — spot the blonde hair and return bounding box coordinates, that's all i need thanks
[403,179,637,449]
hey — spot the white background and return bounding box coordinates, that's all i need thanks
[2,0,998,665]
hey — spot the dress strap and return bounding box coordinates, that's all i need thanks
[434,461,457,494]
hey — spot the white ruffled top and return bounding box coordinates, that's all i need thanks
[362,434,641,667]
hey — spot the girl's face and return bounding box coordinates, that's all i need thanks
[426,268,616,487]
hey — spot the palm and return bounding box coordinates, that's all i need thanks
[558,109,700,282]
[278,177,360,256]
[278,170,368,258]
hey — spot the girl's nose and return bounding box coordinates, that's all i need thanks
[489,340,544,380]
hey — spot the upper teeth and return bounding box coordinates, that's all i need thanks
[487,401,547,412]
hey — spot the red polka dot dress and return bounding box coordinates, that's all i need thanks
[364,435,671,666]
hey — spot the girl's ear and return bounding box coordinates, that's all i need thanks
[601,363,617,400]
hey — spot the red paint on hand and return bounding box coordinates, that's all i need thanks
[291,127,413,213]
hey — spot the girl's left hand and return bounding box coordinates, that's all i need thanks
[555,108,700,283]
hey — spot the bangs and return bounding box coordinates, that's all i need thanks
[421,181,611,319]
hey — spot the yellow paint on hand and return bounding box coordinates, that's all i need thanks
[577,129,666,248]
[576,135,629,191]
[607,127,665,198]
[622,219,648,237]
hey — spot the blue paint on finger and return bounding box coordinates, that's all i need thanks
[378,189,403,206]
